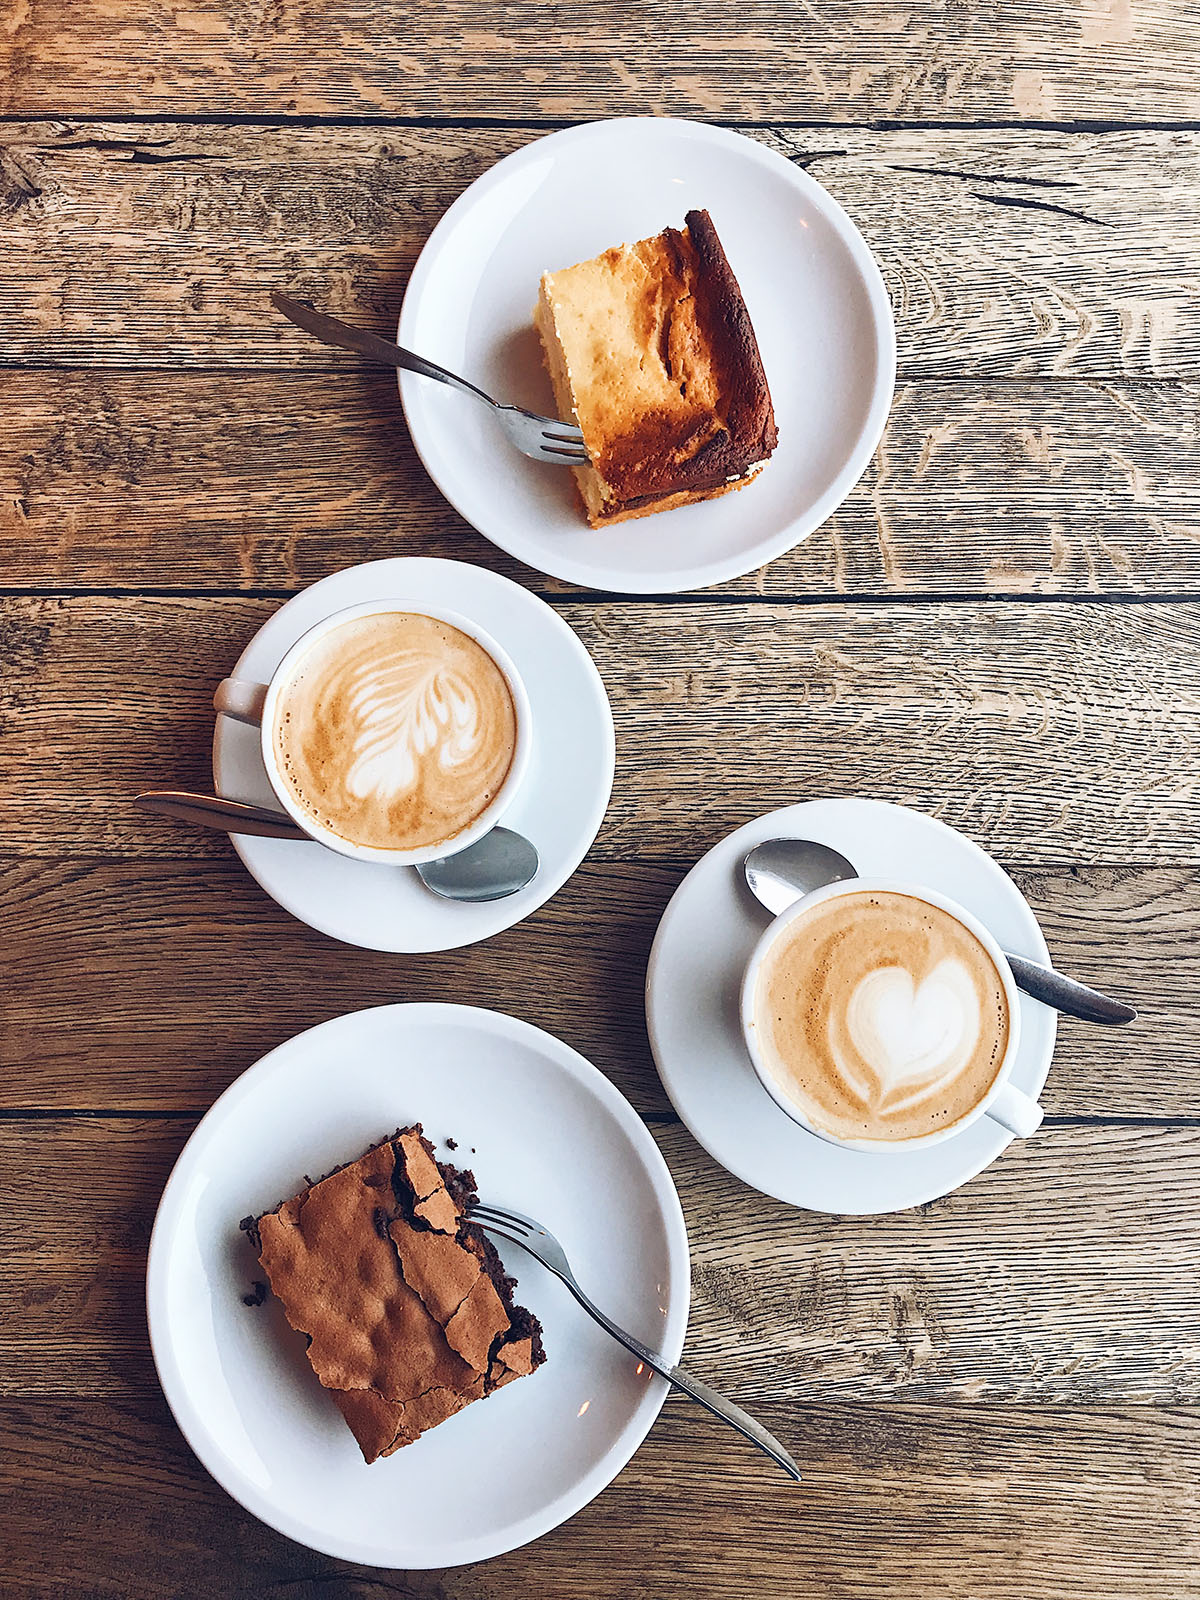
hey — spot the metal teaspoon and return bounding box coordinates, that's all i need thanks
[742,837,1136,1026]
[134,791,540,902]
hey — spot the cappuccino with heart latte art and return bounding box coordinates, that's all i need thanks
[272,611,518,854]
[752,890,1010,1142]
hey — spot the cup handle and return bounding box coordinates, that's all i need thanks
[985,1082,1044,1139]
[213,678,268,725]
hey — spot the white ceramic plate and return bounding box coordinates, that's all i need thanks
[212,558,614,952]
[147,1003,690,1568]
[399,118,895,594]
[646,800,1058,1214]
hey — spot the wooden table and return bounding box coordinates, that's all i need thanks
[3,6,1200,1596]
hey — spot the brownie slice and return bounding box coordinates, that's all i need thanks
[242,1126,545,1463]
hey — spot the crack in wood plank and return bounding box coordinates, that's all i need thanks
[971,191,1109,227]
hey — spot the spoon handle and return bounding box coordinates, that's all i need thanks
[135,791,307,840]
[1004,951,1136,1026]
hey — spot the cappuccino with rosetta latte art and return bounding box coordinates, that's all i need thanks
[753,890,1010,1142]
[272,611,518,854]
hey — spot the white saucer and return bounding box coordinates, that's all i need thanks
[645,800,1058,1214]
[146,1003,690,1569]
[398,118,896,594]
[212,558,614,952]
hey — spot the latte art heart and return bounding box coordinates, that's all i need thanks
[843,959,980,1114]
[753,890,1010,1143]
[273,611,518,854]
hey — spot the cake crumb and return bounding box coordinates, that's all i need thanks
[242,1280,268,1308]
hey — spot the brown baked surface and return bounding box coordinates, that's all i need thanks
[245,1126,545,1463]
[535,208,778,527]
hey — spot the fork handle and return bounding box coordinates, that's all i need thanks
[270,291,495,408]
[567,1284,801,1482]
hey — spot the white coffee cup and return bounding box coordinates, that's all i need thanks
[213,599,533,867]
[740,878,1043,1153]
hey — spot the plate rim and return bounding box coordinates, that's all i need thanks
[398,115,897,594]
[146,1001,690,1568]
[211,556,616,952]
[645,797,1057,1214]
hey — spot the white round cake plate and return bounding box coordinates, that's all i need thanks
[646,799,1058,1215]
[398,117,896,594]
[147,1003,690,1569]
[212,558,614,952]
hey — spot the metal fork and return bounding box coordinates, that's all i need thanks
[470,1201,801,1482]
[270,291,590,466]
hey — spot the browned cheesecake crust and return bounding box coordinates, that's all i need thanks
[535,208,777,527]
[242,1126,545,1463]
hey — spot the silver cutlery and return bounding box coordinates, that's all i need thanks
[133,790,540,901]
[470,1200,801,1484]
[270,290,589,466]
[414,827,539,902]
[135,790,301,839]
[743,837,1136,1026]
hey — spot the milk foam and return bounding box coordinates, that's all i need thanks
[342,655,490,803]
[273,612,518,854]
[754,891,1009,1143]
[844,958,981,1115]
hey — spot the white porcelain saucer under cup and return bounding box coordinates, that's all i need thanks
[645,800,1057,1215]
[399,118,896,594]
[146,1003,690,1568]
[212,558,614,952]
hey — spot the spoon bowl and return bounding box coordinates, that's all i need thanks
[416,827,539,902]
[743,838,856,916]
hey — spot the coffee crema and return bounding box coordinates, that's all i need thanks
[272,611,518,853]
[753,890,1010,1143]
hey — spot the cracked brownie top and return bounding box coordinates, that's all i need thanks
[245,1125,545,1463]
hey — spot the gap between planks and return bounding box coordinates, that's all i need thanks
[8,111,1200,135]
[0,1109,1197,1127]
[3,588,1200,606]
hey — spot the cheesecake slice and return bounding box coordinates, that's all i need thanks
[535,208,777,527]
[242,1126,545,1463]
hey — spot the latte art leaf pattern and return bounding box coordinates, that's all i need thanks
[344,657,493,803]
[274,612,518,854]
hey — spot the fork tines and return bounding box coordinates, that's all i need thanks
[469,1202,538,1241]
[469,1202,528,1230]
[537,423,589,463]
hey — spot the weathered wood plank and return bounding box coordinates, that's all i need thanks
[0,859,678,1114]
[4,2,1200,124]
[0,858,1191,1117]
[674,1118,1200,1403]
[3,123,1200,379]
[1,1119,1197,1402]
[3,370,1197,597]
[1,595,1197,866]
[1,1394,1196,1599]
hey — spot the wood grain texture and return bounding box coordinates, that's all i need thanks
[2,1118,1198,1403]
[4,2,1200,123]
[3,0,1198,1592]
[1,1394,1197,1599]
[2,595,1198,865]
[3,369,1198,597]
[3,122,1200,380]
[0,857,1189,1116]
